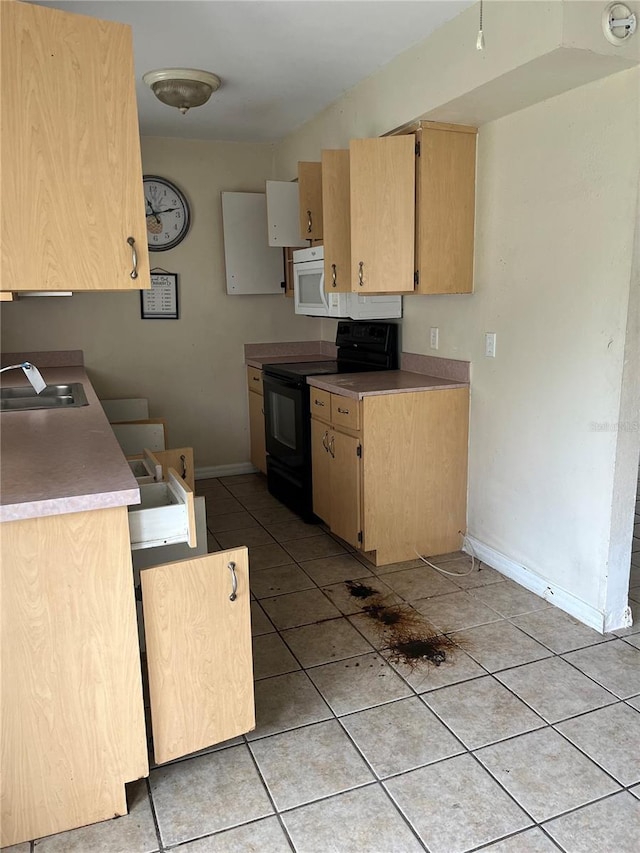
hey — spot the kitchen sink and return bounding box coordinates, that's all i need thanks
[0,383,89,412]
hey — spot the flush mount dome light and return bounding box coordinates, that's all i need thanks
[143,68,222,115]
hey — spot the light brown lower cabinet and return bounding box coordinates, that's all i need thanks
[311,387,469,565]
[1,505,254,847]
[247,367,267,474]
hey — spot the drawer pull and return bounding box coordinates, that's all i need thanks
[252,376,260,382]
[314,399,325,407]
[337,407,350,415]
[228,561,238,602]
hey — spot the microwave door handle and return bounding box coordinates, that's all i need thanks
[319,269,329,311]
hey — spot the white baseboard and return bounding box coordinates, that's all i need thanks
[464,535,605,633]
[195,462,259,480]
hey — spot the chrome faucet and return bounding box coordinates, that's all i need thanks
[0,361,46,393]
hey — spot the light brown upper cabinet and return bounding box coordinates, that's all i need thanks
[350,136,416,294]
[321,122,477,295]
[322,136,415,294]
[414,122,477,295]
[321,149,351,292]
[1,1,150,292]
[297,162,323,242]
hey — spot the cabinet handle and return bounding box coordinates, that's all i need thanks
[329,435,335,458]
[252,376,260,382]
[337,407,350,415]
[314,399,325,407]
[358,261,364,287]
[307,209,313,234]
[228,561,238,601]
[331,264,337,288]
[322,430,329,452]
[127,236,138,280]
[180,454,187,480]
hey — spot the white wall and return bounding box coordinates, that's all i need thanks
[0,138,321,470]
[274,23,640,627]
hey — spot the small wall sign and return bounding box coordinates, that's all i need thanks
[141,269,179,319]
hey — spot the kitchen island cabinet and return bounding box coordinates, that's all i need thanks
[1,354,254,847]
[0,0,149,293]
[310,378,469,565]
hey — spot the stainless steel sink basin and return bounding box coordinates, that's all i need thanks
[0,383,89,412]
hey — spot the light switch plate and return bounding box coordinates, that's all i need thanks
[484,332,497,358]
[430,327,439,350]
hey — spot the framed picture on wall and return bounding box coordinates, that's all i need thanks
[141,270,179,319]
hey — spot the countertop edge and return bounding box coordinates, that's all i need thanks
[306,372,469,400]
[0,487,141,523]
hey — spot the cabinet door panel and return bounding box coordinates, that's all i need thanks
[311,418,332,524]
[1,2,149,291]
[141,548,254,765]
[248,389,267,475]
[416,126,477,294]
[321,149,351,292]
[329,431,361,548]
[298,162,323,241]
[154,447,195,493]
[349,137,415,293]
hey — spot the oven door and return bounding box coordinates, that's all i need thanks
[262,375,307,468]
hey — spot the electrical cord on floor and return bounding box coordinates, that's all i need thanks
[414,535,481,578]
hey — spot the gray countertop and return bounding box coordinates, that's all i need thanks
[0,362,139,522]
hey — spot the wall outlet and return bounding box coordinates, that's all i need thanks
[430,327,439,350]
[484,332,497,358]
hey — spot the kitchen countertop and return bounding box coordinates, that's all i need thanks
[0,361,139,522]
[244,340,337,369]
[246,353,333,369]
[307,370,469,400]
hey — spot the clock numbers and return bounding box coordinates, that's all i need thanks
[143,175,191,252]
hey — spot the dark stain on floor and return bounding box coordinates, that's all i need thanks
[345,578,460,669]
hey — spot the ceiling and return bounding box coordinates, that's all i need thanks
[32,0,473,143]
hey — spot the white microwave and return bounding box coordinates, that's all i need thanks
[293,247,402,319]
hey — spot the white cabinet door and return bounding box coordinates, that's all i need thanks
[265,181,308,248]
[221,192,285,294]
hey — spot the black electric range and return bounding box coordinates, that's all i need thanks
[261,321,399,521]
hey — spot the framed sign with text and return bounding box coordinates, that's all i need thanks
[141,270,179,319]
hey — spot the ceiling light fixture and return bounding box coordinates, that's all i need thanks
[602,2,637,44]
[143,68,222,115]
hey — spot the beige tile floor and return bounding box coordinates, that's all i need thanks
[9,473,640,853]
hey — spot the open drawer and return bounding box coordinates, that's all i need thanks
[128,448,164,484]
[128,468,196,550]
[140,547,255,764]
[127,447,195,492]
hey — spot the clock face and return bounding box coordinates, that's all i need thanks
[143,175,191,251]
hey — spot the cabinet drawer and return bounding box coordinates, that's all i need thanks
[112,419,167,456]
[128,448,163,484]
[128,469,196,550]
[310,388,331,420]
[331,395,360,431]
[247,367,263,395]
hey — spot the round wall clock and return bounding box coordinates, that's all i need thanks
[143,175,191,251]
